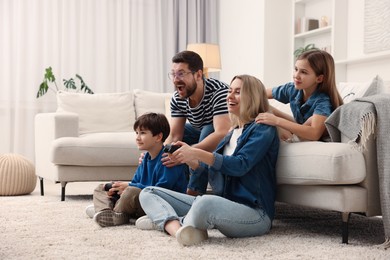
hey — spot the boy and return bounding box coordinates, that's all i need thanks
[86,112,187,227]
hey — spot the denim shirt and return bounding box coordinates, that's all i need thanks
[272,82,332,124]
[191,121,279,220]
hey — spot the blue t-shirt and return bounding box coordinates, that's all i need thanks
[130,147,187,193]
[272,82,332,124]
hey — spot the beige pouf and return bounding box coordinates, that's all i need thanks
[0,154,37,196]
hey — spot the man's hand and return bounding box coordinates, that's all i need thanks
[138,152,144,165]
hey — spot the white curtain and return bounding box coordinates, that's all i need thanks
[0,0,219,161]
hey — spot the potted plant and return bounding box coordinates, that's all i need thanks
[293,43,318,59]
[36,67,94,98]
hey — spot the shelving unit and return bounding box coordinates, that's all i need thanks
[292,0,348,82]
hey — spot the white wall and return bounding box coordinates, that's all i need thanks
[218,0,292,87]
[219,0,264,84]
[346,0,390,82]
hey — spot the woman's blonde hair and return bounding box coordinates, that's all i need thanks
[229,75,269,128]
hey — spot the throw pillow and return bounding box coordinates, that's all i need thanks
[337,75,384,103]
[133,89,172,118]
[57,91,136,135]
[165,96,172,122]
[363,75,384,97]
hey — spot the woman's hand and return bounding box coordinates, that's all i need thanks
[163,141,202,170]
[167,141,194,164]
[162,143,185,167]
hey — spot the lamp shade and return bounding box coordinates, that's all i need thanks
[187,43,221,73]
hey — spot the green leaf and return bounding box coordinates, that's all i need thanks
[36,67,94,98]
[44,67,56,82]
[63,78,76,90]
[36,81,49,98]
[304,43,316,51]
[293,44,318,59]
[76,74,94,94]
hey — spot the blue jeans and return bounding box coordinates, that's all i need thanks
[183,123,214,193]
[139,186,272,238]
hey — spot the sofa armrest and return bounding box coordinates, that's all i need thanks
[340,132,381,216]
[35,112,79,139]
[34,112,79,180]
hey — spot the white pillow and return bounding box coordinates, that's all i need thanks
[133,89,172,118]
[57,91,136,135]
[337,75,384,103]
[165,96,172,122]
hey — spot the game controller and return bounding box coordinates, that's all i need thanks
[163,144,180,153]
[104,182,121,203]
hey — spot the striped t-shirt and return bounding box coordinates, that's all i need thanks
[170,78,229,129]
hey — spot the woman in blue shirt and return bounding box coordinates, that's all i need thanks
[256,49,343,141]
[136,75,279,246]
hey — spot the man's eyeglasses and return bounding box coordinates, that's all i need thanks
[168,71,194,80]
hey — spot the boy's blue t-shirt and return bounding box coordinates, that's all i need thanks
[129,147,187,193]
[272,82,332,124]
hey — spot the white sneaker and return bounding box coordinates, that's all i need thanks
[135,215,157,230]
[85,204,95,218]
[176,225,208,246]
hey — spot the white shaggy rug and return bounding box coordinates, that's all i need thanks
[0,181,388,260]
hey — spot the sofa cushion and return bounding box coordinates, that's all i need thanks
[133,89,172,118]
[51,132,140,166]
[337,75,384,103]
[276,141,365,185]
[57,91,136,135]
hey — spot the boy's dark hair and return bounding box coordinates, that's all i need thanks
[133,113,170,142]
[172,50,203,73]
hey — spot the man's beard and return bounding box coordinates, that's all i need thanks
[176,80,197,99]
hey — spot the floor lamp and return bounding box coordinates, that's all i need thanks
[187,43,221,78]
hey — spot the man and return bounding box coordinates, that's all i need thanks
[165,50,231,196]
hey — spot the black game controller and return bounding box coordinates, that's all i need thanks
[104,183,121,203]
[163,144,180,153]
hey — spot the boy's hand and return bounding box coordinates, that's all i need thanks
[110,181,129,195]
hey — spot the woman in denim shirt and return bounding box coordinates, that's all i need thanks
[256,49,343,141]
[136,75,279,246]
